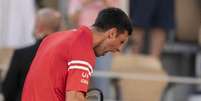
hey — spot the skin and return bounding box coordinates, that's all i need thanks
[92,27,129,57]
[66,27,129,101]
[66,91,86,101]
[131,26,166,58]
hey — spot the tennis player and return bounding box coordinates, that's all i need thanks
[22,7,132,101]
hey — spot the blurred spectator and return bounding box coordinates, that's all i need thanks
[130,0,175,58]
[68,0,118,27]
[67,0,118,99]
[2,8,62,101]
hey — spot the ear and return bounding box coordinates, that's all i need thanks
[107,28,118,39]
[35,22,45,38]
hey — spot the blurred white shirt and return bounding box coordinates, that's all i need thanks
[0,0,36,48]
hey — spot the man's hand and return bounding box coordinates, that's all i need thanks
[66,91,86,101]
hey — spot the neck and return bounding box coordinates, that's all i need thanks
[35,30,53,39]
[91,27,106,48]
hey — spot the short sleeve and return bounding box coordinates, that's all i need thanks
[66,35,95,93]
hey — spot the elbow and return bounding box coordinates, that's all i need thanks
[66,90,86,101]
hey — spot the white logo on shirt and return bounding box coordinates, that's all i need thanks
[80,79,88,85]
[80,72,89,85]
[82,72,89,79]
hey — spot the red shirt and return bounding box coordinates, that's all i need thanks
[22,26,96,101]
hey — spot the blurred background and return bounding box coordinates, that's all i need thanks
[0,0,201,101]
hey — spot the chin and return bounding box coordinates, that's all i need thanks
[95,52,105,57]
[95,54,103,57]
[95,53,101,57]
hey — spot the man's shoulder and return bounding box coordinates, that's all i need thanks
[14,42,40,57]
[15,45,33,53]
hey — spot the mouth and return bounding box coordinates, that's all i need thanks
[101,53,106,56]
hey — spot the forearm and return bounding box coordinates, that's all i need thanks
[66,91,86,101]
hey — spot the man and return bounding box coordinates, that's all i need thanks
[22,7,132,101]
[2,8,62,101]
[68,0,119,99]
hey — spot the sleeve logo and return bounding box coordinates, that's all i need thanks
[82,72,89,79]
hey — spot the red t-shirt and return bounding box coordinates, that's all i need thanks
[22,26,96,101]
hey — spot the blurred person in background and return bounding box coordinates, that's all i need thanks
[68,0,118,27]
[2,8,62,101]
[0,0,35,86]
[0,0,35,48]
[68,0,119,99]
[130,0,175,58]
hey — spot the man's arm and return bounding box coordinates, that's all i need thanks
[66,91,86,101]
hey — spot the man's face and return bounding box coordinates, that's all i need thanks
[94,29,128,57]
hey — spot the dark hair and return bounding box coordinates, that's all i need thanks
[93,7,133,35]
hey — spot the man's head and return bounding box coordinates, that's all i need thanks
[34,8,62,39]
[92,7,133,57]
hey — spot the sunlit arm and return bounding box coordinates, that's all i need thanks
[66,91,86,101]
